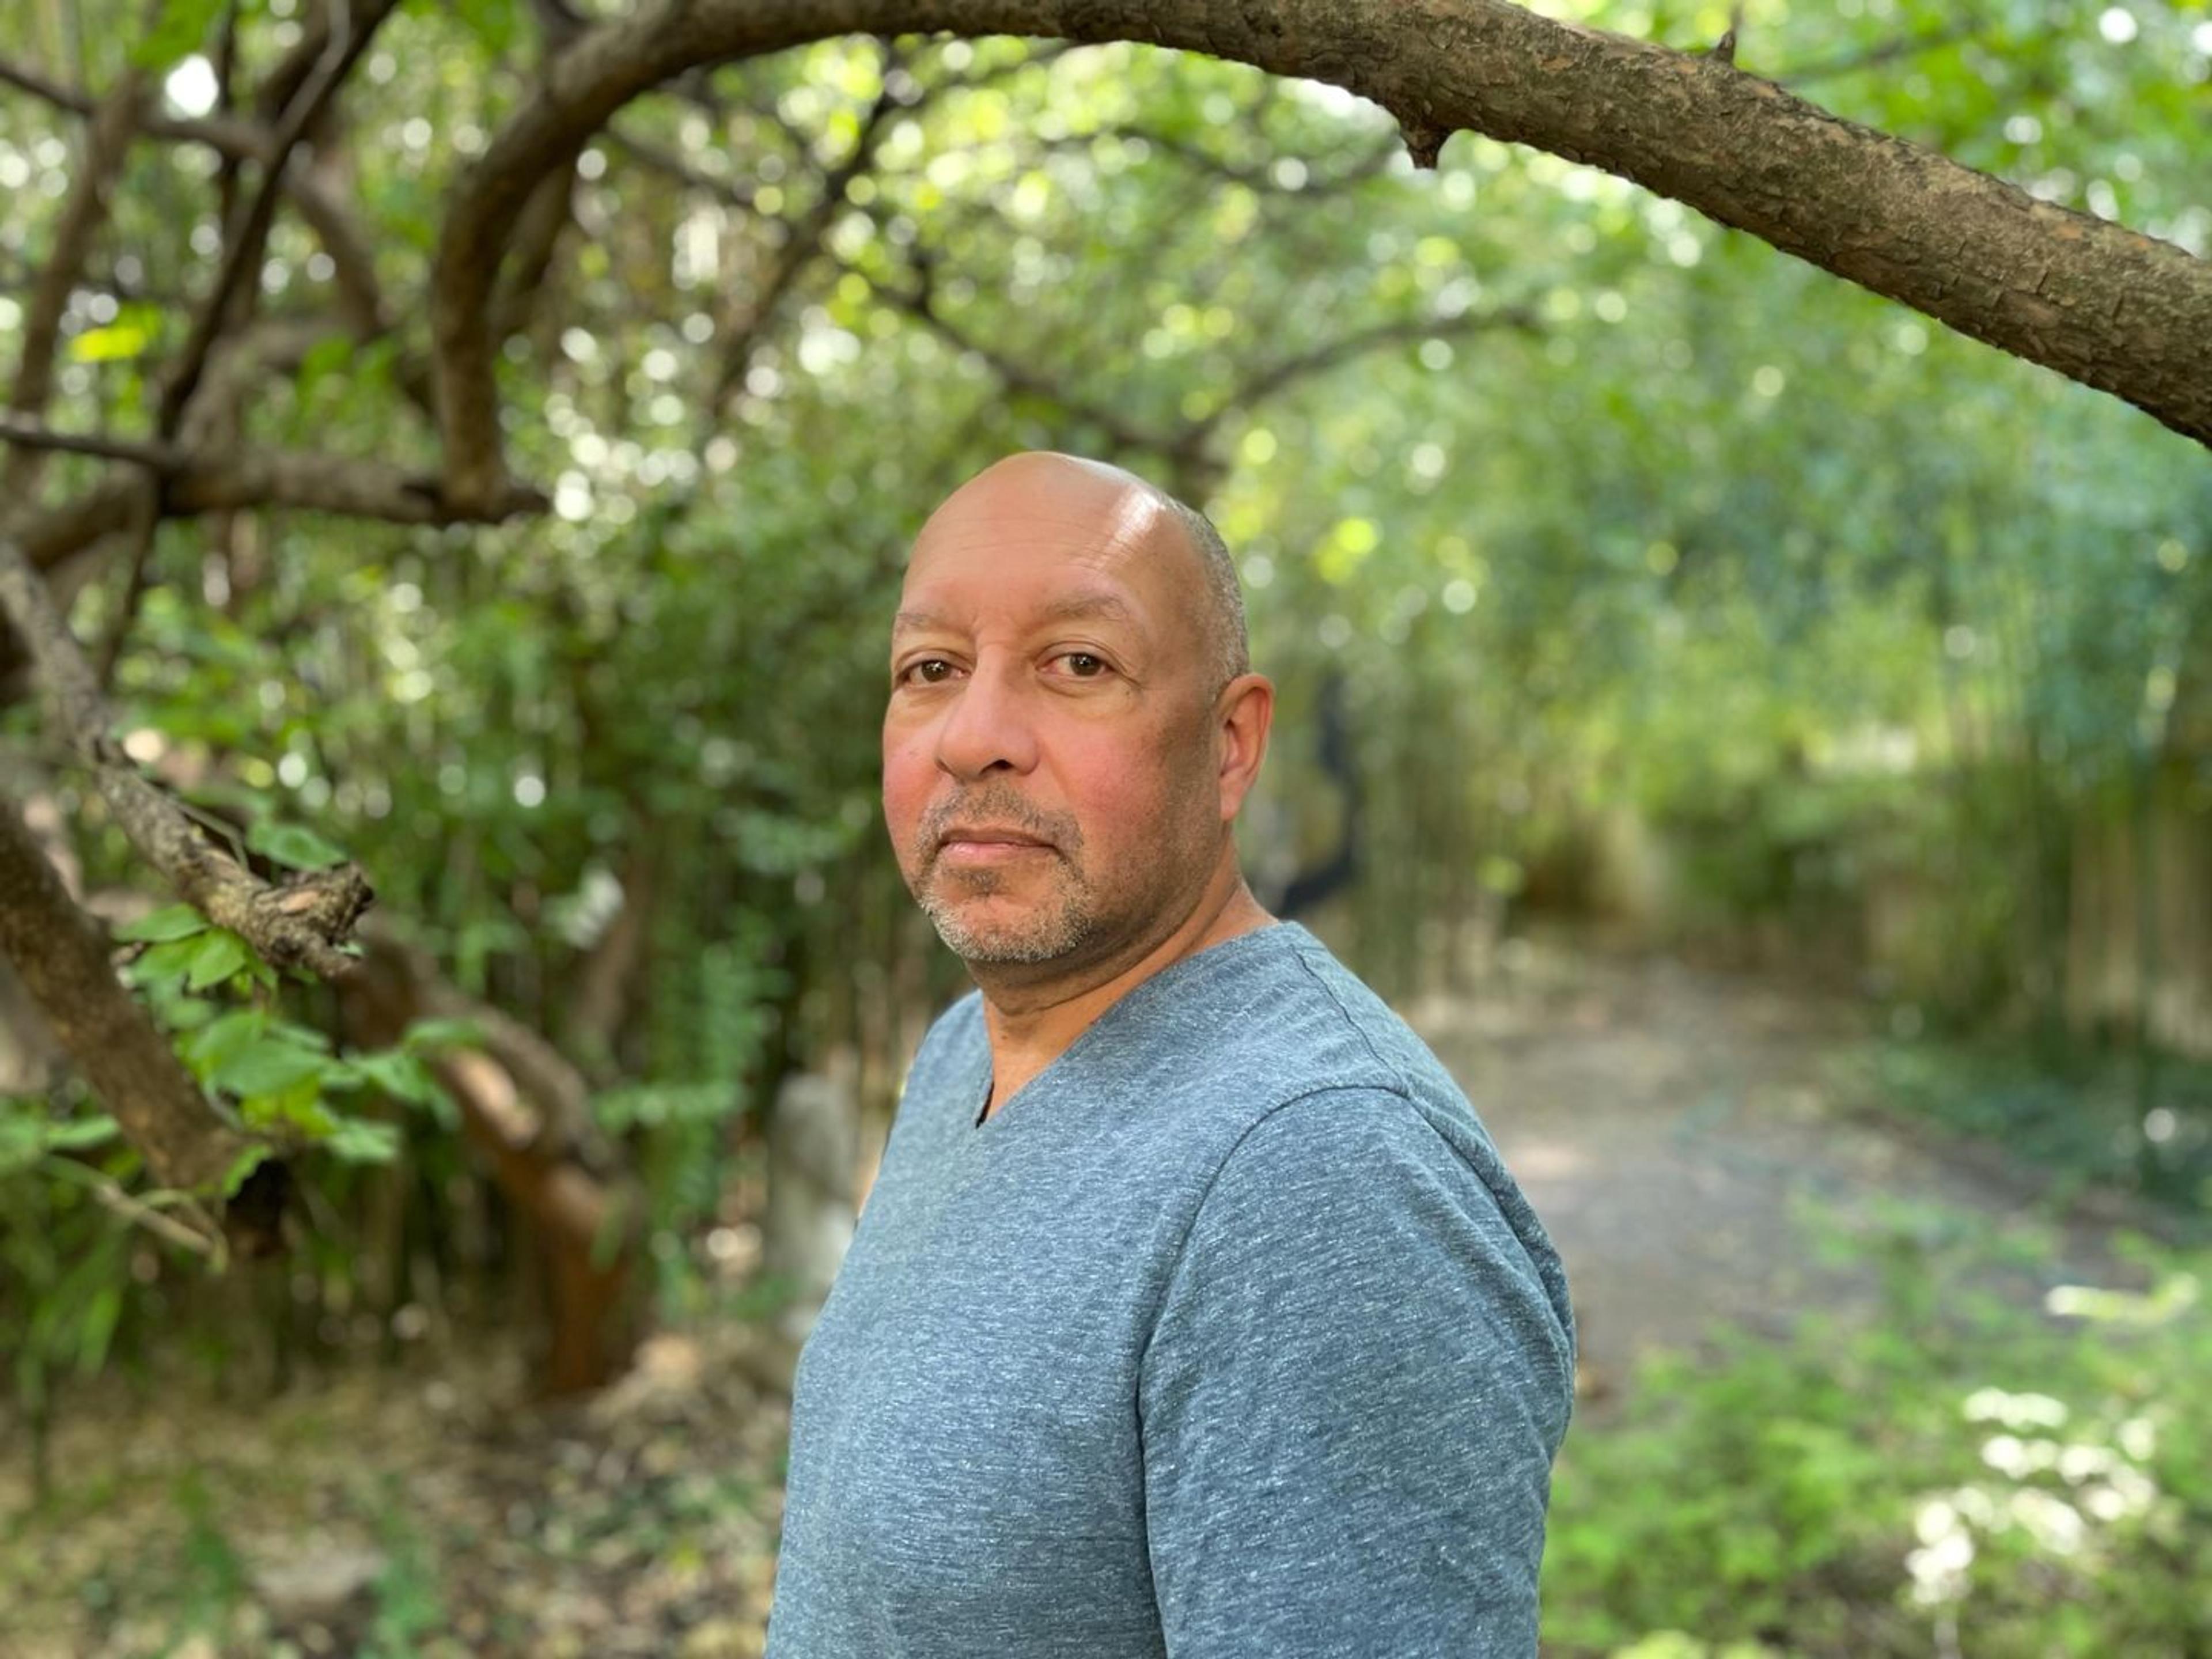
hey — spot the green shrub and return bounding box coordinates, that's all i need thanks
[1542,1210,2211,1658]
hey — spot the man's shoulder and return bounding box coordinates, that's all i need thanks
[1149,924,1461,1117]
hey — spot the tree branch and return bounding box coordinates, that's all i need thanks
[1777,22,1982,85]
[1,50,393,338]
[869,258,1174,458]
[0,785,249,1196]
[3,70,143,502]
[710,44,912,412]
[9,452,547,579]
[0,535,374,979]
[0,415,184,470]
[429,0,2212,515]
[158,0,400,434]
[1040,123,1402,195]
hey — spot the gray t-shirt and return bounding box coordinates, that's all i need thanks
[767,922,1574,1657]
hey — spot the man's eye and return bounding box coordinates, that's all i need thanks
[902,658,958,685]
[1059,652,1108,678]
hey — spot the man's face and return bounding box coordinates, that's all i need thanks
[882,458,1226,973]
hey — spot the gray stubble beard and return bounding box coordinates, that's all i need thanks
[908,792,1097,965]
[918,852,1101,965]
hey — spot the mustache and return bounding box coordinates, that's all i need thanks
[916,791,1082,857]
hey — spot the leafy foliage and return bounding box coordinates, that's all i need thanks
[1545,1211,2212,1657]
[0,2,2207,1646]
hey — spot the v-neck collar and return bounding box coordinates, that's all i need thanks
[960,922,1302,1134]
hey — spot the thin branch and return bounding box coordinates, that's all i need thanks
[1776,21,1982,84]
[3,70,143,502]
[0,53,272,156]
[605,125,758,211]
[710,43,912,412]
[1040,123,1402,195]
[0,534,374,978]
[93,484,161,693]
[40,1155,226,1260]
[157,0,400,435]
[278,149,394,339]
[1224,306,1540,411]
[0,414,185,471]
[865,258,1172,457]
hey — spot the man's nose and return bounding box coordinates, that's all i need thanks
[934,660,1040,780]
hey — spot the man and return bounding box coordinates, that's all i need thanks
[767,452,1575,1657]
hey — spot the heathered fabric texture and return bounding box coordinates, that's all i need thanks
[766,922,1575,1657]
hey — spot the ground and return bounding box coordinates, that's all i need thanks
[1406,938,2127,1398]
[0,942,2138,1655]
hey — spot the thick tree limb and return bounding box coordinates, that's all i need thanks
[0,787,246,1198]
[430,0,2212,512]
[10,452,548,580]
[0,536,374,978]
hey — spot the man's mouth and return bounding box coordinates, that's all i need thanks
[935,825,1054,863]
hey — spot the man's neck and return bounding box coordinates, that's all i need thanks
[971,862,1274,1119]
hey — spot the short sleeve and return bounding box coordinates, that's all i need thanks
[1138,1088,1574,1658]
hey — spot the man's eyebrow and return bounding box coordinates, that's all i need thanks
[891,608,948,639]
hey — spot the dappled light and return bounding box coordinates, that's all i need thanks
[2,0,2209,1653]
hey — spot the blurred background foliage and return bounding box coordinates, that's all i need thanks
[1,0,2209,1651]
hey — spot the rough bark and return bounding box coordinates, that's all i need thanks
[429,0,2212,510]
[0,789,247,1195]
[341,927,638,1395]
[0,537,376,978]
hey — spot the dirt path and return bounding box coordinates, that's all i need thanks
[1403,938,2129,1400]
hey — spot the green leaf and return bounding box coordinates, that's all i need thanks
[41,1115,120,1152]
[130,0,226,69]
[115,904,210,944]
[449,0,518,58]
[296,334,355,400]
[247,819,348,871]
[184,930,252,991]
[218,1144,275,1199]
[265,1020,333,1054]
[240,1074,335,1138]
[76,1286,123,1375]
[400,1017,483,1056]
[351,1050,436,1107]
[130,935,207,991]
[210,1037,326,1100]
[66,320,152,363]
[0,1110,43,1176]
[325,1118,400,1164]
[181,1010,268,1085]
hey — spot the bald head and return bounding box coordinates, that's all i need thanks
[914,452,1249,697]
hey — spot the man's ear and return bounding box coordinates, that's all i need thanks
[1214,673,1274,822]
